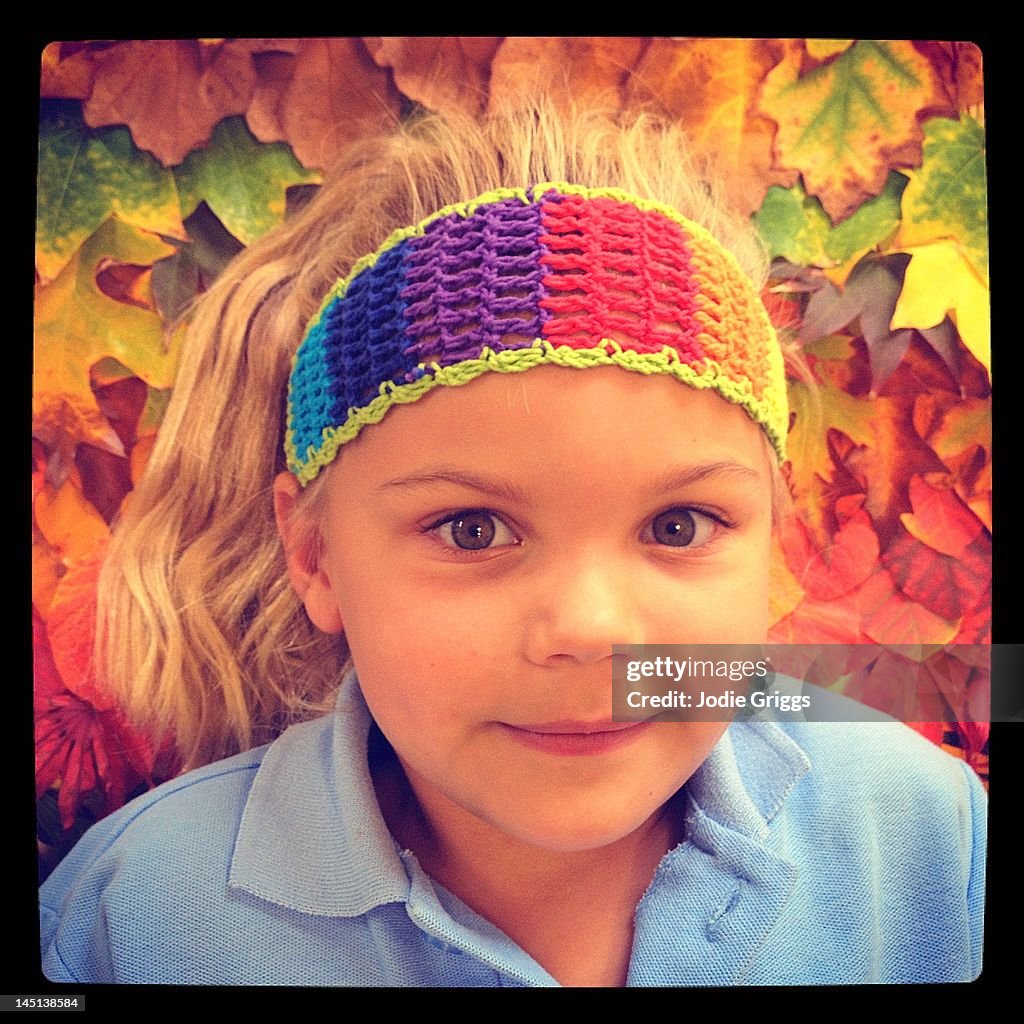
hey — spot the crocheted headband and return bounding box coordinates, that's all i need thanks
[286,183,787,486]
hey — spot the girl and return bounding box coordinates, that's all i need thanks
[39,105,985,987]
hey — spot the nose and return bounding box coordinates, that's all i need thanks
[521,551,648,666]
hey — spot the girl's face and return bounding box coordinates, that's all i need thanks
[294,366,773,853]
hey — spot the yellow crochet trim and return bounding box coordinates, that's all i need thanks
[287,340,788,486]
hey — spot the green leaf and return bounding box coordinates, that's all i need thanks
[754,173,907,270]
[753,184,832,266]
[36,100,185,284]
[826,172,907,264]
[174,117,320,246]
[897,115,988,282]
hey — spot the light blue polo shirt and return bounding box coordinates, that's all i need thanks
[40,671,985,985]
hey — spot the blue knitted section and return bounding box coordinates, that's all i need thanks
[289,241,413,465]
[325,241,413,434]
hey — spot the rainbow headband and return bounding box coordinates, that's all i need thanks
[286,183,787,485]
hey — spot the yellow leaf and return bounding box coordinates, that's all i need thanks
[34,218,179,452]
[891,242,990,374]
[758,40,951,221]
[805,39,854,60]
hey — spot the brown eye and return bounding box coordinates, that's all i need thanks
[433,510,518,551]
[644,508,717,548]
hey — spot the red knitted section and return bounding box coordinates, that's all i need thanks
[538,194,706,362]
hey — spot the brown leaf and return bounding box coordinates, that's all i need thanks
[915,41,984,110]
[265,38,400,171]
[488,37,646,115]
[74,443,134,526]
[246,50,295,144]
[368,37,501,116]
[41,41,97,99]
[626,38,797,217]
[84,40,257,165]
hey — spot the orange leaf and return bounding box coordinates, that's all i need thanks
[488,37,645,115]
[84,40,257,166]
[368,37,501,116]
[40,41,98,99]
[274,38,401,171]
[900,475,984,556]
[33,472,110,568]
[757,40,953,221]
[47,543,114,710]
[32,531,65,619]
[627,38,797,217]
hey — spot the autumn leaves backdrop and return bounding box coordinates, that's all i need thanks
[34,39,990,853]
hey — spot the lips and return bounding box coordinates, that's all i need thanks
[509,719,640,735]
[497,718,651,756]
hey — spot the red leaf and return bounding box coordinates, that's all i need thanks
[46,544,115,711]
[900,475,984,557]
[856,567,960,646]
[779,495,879,601]
[882,528,989,623]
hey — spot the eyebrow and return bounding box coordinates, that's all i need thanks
[650,461,764,493]
[376,461,762,501]
[376,468,530,504]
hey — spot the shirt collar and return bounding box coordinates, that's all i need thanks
[229,669,811,917]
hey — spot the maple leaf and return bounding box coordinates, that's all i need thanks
[83,39,258,166]
[757,40,952,221]
[259,38,401,172]
[174,117,320,246]
[855,567,961,646]
[912,395,991,528]
[785,374,875,541]
[754,184,832,267]
[40,41,97,99]
[900,475,984,557]
[626,37,797,217]
[34,468,110,572]
[490,37,646,115]
[779,494,879,601]
[35,217,179,455]
[896,115,987,282]
[882,528,989,623]
[367,37,502,116]
[891,241,989,375]
[46,543,115,710]
[754,172,905,270]
[37,101,185,285]
[804,40,854,61]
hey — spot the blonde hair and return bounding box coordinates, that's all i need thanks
[98,102,785,770]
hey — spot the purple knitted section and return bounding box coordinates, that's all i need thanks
[401,197,548,363]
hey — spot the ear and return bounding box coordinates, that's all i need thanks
[272,471,345,635]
